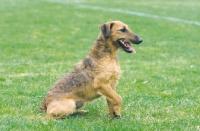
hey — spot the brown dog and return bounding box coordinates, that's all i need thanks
[40,21,142,119]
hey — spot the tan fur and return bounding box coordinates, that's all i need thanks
[40,21,142,119]
[46,99,75,119]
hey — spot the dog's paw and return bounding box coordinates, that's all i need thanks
[77,110,88,114]
[113,112,121,119]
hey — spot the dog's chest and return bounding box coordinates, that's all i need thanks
[98,58,121,80]
[110,64,121,82]
[111,63,121,77]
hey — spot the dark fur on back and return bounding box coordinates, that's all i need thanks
[40,57,95,111]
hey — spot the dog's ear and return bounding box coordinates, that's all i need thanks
[100,22,114,38]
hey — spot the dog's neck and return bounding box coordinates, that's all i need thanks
[89,34,118,60]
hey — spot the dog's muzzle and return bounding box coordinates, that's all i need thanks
[117,37,142,53]
[117,39,135,53]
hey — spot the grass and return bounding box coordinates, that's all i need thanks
[0,0,200,130]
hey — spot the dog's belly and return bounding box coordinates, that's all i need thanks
[75,93,101,109]
[73,86,101,102]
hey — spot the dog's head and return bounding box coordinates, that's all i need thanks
[100,21,142,53]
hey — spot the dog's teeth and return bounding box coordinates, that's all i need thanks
[125,43,129,47]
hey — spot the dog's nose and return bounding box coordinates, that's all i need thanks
[138,37,143,44]
[138,37,143,43]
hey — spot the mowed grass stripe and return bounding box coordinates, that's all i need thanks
[45,0,200,26]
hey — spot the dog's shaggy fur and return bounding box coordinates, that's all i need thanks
[40,21,142,119]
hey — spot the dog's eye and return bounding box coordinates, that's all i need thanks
[119,28,126,32]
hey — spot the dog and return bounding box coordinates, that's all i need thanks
[40,21,142,119]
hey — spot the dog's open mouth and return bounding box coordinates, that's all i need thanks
[117,39,136,53]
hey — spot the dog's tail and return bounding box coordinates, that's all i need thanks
[46,99,76,119]
[39,99,47,113]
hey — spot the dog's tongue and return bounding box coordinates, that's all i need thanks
[125,42,136,54]
[131,47,136,54]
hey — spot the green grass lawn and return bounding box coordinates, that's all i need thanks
[0,0,200,130]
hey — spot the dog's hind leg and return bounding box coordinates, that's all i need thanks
[46,99,76,119]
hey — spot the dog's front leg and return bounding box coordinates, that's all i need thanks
[106,85,118,118]
[97,83,122,118]
[106,99,116,118]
